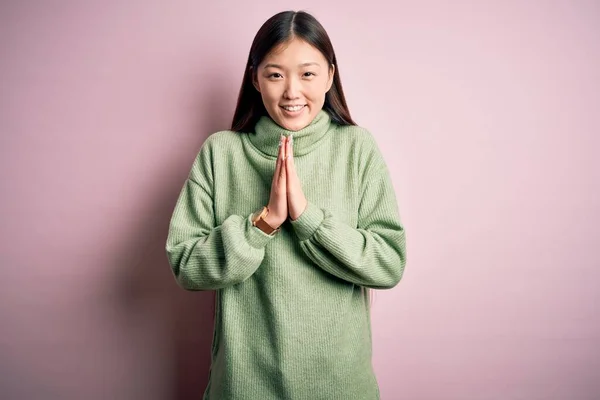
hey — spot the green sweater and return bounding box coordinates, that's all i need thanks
[166,110,406,400]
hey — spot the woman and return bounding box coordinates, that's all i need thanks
[166,10,407,400]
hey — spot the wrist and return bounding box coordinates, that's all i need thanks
[263,212,281,229]
[290,201,308,221]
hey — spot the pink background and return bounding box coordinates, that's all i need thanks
[1,1,599,399]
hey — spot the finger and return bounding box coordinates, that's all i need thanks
[286,136,296,175]
[279,136,286,182]
[286,135,292,160]
[273,135,284,184]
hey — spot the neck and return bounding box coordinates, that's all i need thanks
[248,110,333,157]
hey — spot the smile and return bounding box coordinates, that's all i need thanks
[281,105,306,112]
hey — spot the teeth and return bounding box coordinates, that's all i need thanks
[283,105,304,111]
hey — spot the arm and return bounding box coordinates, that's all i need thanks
[166,140,274,290]
[290,137,407,289]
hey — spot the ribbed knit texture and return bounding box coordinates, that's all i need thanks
[166,110,407,400]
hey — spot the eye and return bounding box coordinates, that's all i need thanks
[303,72,316,77]
[268,73,283,79]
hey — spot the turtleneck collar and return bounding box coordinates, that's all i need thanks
[247,110,333,157]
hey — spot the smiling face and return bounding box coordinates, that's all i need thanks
[253,38,335,131]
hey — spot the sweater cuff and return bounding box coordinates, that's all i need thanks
[244,213,276,249]
[290,201,324,241]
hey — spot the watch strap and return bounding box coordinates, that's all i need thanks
[252,207,279,235]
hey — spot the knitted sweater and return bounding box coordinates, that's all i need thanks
[165,110,406,400]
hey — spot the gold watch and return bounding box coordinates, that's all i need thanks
[251,206,280,235]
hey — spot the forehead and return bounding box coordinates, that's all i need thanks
[262,38,327,66]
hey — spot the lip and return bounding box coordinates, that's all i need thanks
[280,104,306,117]
[280,104,306,107]
[279,104,306,118]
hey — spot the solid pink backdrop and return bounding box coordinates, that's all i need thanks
[1,1,599,399]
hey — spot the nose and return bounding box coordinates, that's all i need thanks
[283,76,301,99]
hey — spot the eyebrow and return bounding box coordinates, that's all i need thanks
[262,62,321,69]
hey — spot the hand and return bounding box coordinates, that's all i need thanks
[285,135,308,221]
[265,135,288,228]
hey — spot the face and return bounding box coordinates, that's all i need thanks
[253,38,335,131]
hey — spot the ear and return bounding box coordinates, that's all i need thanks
[251,67,261,92]
[326,63,335,92]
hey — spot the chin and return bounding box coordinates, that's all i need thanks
[275,107,314,131]
[280,119,309,131]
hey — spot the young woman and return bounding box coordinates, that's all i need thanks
[166,10,407,400]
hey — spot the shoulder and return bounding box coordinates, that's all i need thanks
[332,123,372,139]
[200,130,242,151]
[331,123,388,178]
[189,130,241,178]
[331,123,381,151]
[331,123,383,160]
[193,129,243,161]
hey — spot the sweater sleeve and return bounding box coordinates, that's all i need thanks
[166,139,275,290]
[289,134,407,289]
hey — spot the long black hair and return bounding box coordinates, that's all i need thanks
[231,11,356,132]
